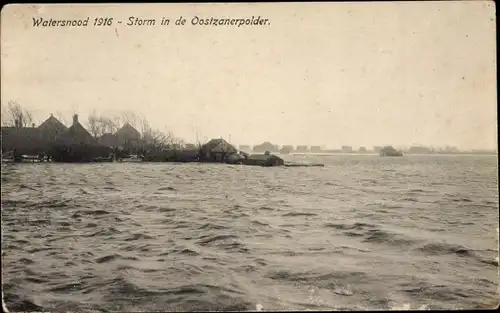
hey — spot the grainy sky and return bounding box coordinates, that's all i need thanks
[1,2,497,149]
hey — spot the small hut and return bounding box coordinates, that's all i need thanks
[243,152,284,167]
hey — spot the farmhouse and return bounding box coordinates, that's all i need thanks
[1,114,68,155]
[114,122,141,147]
[200,138,238,162]
[56,114,97,146]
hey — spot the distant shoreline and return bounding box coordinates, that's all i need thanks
[274,152,498,157]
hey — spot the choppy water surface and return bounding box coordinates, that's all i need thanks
[1,155,499,311]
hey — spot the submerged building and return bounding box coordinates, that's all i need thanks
[243,152,284,167]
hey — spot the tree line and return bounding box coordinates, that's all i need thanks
[1,101,186,149]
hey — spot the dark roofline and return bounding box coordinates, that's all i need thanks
[115,123,141,136]
[38,115,68,130]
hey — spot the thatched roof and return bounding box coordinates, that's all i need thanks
[202,138,237,154]
[38,115,68,133]
[57,122,97,146]
[115,123,141,141]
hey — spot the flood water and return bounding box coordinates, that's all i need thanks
[1,154,498,311]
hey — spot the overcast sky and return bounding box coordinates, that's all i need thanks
[1,2,497,150]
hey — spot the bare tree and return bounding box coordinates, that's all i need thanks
[141,124,168,148]
[138,116,151,139]
[94,110,186,152]
[87,110,102,138]
[0,105,9,126]
[87,110,120,138]
[100,116,120,134]
[120,110,140,128]
[168,131,185,148]
[54,111,68,126]
[1,101,33,127]
[191,126,207,150]
[136,115,186,150]
[111,115,122,130]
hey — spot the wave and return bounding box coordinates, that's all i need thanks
[257,206,275,211]
[157,186,176,191]
[196,234,239,246]
[323,222,378,231]
[47,281,87,293]
[34,199,74,209]
[451,198,473,203]
[26,219,51,226]
[18,258,34,265]
[81,227,121,238]
[78,209,110,216]
[2,157,497,311]
[26,246,57,253]
[19,184,37,191]
[401,197,419,202]
[125,233,154,241]
[0,199,30,208]
[197,223,229,230]
[95,277,253,311]
[250,220,270,226]
[416,242,475,256]
[282,212,317,217]
[25,276,49,284]
[361,229,418,246]
[408,189,426,193]
[95,254,121,264]
[266,269,368,284]
[176,248,200,256]
[3,293,44,312]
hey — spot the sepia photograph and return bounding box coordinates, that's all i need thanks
[1,2,498,311]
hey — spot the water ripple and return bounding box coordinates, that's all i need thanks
[1,155,498,311]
